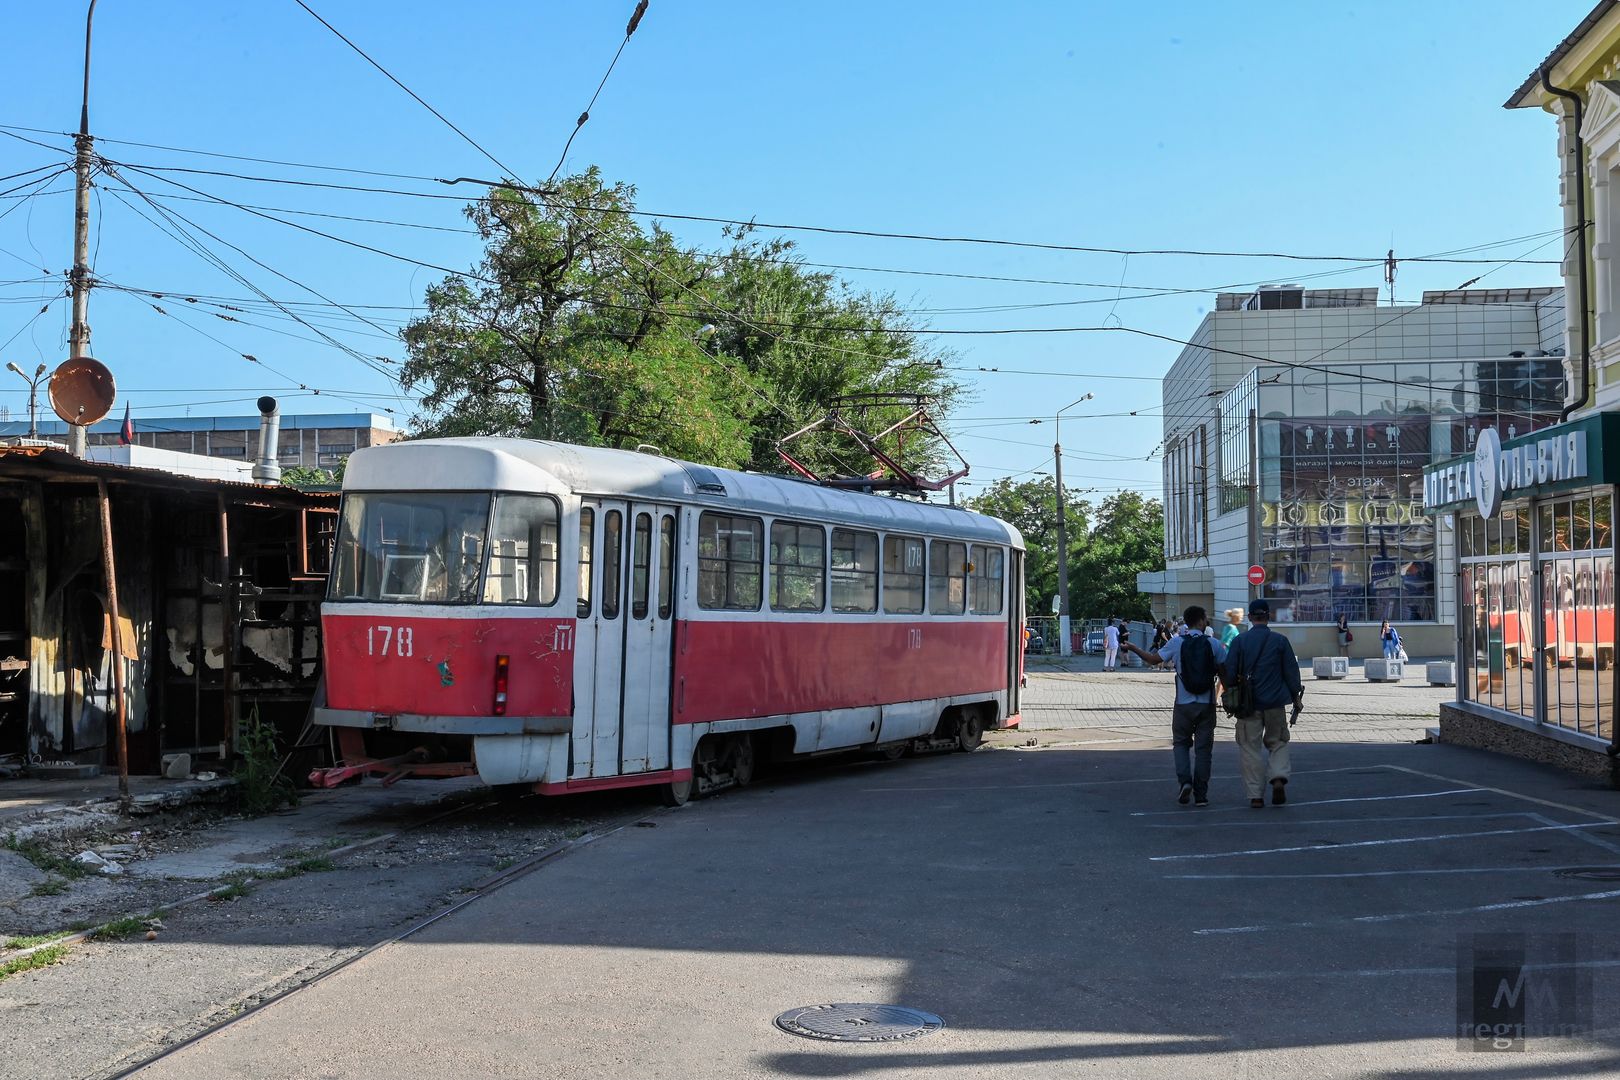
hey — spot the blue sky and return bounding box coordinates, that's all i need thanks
[0,1,1596,496]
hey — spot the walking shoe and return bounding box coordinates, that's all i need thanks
[1271,778,1287,806]
[1249,798,1264,809]
[1194,796,1209,807]
[1178,783,1193,805]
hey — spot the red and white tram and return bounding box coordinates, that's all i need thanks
[314,438,1025,804]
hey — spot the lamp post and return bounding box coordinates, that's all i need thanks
[5,361,49,437]
[1048,391,1094,656]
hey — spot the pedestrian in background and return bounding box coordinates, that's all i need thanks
[1221,608,1244,647]
[1380,620,1402,660]
[1336,612,1351,658]
[1222,598,1304,809]
[1121,605,1227,807]
[1103,618,1120,671]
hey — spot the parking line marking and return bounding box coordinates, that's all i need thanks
[869,765,1378,793]
[1195,886,1620,935]
[1147,812,1539,829]
[1528,812,1620,857]
[1149,821,1614,862]
[1166,864,1620,880]
[1230,958,1620,979]
[1378,764,1620,826]
[1130,787,1483,817]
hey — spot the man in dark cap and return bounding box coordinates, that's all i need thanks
[1222,598,1304,808]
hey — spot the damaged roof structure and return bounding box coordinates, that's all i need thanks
[0,444,336,789]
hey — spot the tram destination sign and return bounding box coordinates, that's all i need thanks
[1423,413,1620,516]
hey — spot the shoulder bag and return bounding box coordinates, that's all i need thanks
[1220,633,1275,720]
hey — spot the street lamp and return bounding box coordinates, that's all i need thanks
[1051,391,1094,656]
[5,361,49,438]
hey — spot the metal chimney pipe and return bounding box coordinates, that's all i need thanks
[252,396,282,483]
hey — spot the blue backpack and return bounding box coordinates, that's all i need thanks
[1179,634,1217,695]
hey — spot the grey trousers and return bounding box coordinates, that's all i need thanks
[1235,707,1292,799]
[1171,701,1216,799]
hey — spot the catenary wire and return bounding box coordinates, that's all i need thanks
[288,0,521,179]
[546,1,649,185]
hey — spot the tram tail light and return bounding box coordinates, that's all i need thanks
[494,654,510,715]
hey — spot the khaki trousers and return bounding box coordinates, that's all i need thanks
[1235,707,1291,799]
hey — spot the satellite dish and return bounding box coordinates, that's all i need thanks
[48,356,116,427]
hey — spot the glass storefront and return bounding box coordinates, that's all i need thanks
[1458,492,1615,741]
[1255,356,1562,624]
[1428,412,1620,747]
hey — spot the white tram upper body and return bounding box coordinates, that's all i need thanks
[316,438,1026,798]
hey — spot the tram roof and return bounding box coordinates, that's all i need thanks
[344,437,1023,549]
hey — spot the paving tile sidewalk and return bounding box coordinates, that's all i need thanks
[1018,654,1450,743]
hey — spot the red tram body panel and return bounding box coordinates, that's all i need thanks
[313,438,1027,799]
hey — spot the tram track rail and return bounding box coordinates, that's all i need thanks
[99,800,658,1080]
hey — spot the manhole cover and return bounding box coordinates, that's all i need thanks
[774,1004,945,1042]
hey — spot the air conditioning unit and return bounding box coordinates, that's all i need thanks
[1243,285,1304,311]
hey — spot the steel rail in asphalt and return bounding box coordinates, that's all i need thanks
[94,800,658,1080]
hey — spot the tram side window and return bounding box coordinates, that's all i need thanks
[632,513,652,619]
[882,536,925,614]
[831,528,878,613]
[602,510,623,619]
[929,540,967,615]
[330,492,488,604]
[970,544,1004,614]
[698,512,763,611]
[482,495,560,606]
[577,508,594,617]
[770,521,826,612]
[658,515,676,619]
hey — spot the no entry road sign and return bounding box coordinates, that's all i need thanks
[1247,564,1266,586]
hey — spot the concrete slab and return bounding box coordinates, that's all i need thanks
[0,848,45,902]
[128,778,487,880]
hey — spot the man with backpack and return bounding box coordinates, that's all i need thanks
[1119,604,1226,806]
[1221,598,1305,808]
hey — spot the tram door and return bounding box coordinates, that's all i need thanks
[619,504,678,773]
[575,500,677,778]
[576,500,625,777]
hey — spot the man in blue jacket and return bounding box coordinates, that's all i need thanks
[1222,598,1305,808]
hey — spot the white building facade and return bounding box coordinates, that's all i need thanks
[1139,285,1566,659]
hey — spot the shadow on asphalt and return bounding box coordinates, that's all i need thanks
[113,737,1620,1071]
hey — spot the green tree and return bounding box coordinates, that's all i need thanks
[965,476,1089,615]
[281,462,344,490]
[703,231,961,479]
[968,482,1164,622]
[401,169,751,466]
[1071,492,1165,621]
[399,172,957,476]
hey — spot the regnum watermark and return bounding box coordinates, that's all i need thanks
[1456,933,1592,1052]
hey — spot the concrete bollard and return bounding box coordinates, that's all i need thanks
[1312,656,1350,679]
[1426,661,1456,687]
[1365,658,1404,682]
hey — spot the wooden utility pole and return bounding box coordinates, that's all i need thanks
[67,1,99,458]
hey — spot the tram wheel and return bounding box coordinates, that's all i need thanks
[956,709,985,753]
[659,770,693,807]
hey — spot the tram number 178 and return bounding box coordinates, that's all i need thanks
[367,625,415,658]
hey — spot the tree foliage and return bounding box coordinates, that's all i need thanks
[967,478,1163,621]
[399,169,957,477]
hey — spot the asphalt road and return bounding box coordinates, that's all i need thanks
[125,733,1620,1079]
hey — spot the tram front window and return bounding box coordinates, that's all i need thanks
[330,492,490,604]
